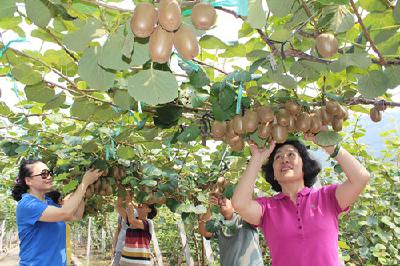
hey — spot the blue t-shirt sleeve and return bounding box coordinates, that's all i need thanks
[19,196,48,225]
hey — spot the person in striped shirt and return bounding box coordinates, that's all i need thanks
[117,191,157,266]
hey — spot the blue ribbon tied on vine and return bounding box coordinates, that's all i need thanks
[182,0,248,17]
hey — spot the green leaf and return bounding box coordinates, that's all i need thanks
[247,0,266,29]
[249,131,268,148]
[11,63,42,85]
[266,0,295,17]
[43,92,66,110]
[338,240,350,249]
[219,87,236,110]
[384,66,400,90]
[330,53,372,72]
[270,28,292,42]
[316,131,342,146]
[122,26,135,58]
[63,18,105,52]
[24,83,55,103]
[360,0,387,12]
[70,99,97,120]
[0,0,16,18]
[199,35,229,49]
[140,178,158,187]
[189,68,210,88]
[25,0,52,27]
[166,198,181,212]
[63,136,82,146]
[0,102,11,116]
[329,6,355,33]
[98,30,132,70]
[113,89,133,111]
[127,69,178,106]
[205,218,221,233]
[358,70,389,99]
[117,146,135,160]
[394,0,400,23]
[78,47,115,91]
[132,38,150,66]
[223,183,235,199]
[190,89,209,108]
[177,124,201,142]
[82,140,99,153]
[63,179,79,194]
[154,106,182,128]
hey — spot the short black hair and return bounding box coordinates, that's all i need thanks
[262,140,321,192]
[148,204,157,219]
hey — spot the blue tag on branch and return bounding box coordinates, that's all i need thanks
[235,82,243,115]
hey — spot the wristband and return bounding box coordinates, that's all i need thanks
[330,144,341,158]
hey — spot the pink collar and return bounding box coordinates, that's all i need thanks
[273,186,312,200]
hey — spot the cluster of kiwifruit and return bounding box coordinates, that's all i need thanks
[210,176,229,197]
[85,178,113,198]
[211,101,349,151]
[130,1,217,63]
[315,33,338,58]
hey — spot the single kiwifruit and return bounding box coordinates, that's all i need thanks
[112,166,122,180]
[326,101,340,115]
[336,105,349,120]
[105,184,113,195]
[257,123,271,139]
[191,2,217,30]
[315,33,338,58]
[173,24,199,60]
[295,112,311,133]
[284,101,301,116]
[277,109,290,127]
[158,0,181,32]
[288,115,296,132]
[228,136,244,151]
[256,105,274,124]
[216,176,226,190]
[130,3,158,38]
[94,179,101,192]
[272,124,288,144]
[99,190,107,196]
[149,25,174,63]
[101,167,109,177]
[211,120,227,139]
[101,179,108,191]
[232,115,244,135]
[225,120,237,139]
[369,107,382,122]
[243,110,259,133]
[319,106,332,125]
[309,113,322,134]
[331,117,343,132]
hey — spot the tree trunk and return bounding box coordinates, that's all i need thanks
[101,228,106,255]
[177,220,194,266]
[86,217,92,266]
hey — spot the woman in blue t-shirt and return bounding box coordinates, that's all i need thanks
[11,159,103,266]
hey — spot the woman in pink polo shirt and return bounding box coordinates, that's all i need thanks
[232,138,370,266]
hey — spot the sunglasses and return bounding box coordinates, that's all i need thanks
[30,169,54,179]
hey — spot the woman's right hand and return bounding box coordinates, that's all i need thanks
[82,169,103,187]
[248,140,276,162]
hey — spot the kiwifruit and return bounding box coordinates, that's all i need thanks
[216,176,226,190]
[149,25,174,63]
[315,33,338,58]
[272,124,288,144]
[232,115,244,135]
[326,101,340,115]
[277,109,290,127]
[309,113,322,134]
[374,101,386,111]
[94,179,101,192]
[101,179,108,191]
[191,2,217,30]
[112,166,121,180]
[228,136,244,151]
[256,105,274,124]
[158,0,181,32]
[284,101,301,116]
[105,184,113,195]
[99,190,107,196]
[243,110,259,133]
[225,120,237,139]
[295,112,311,133]
[337,105,349,120]
[211,120,227,139]
[257,123,272,139]
[101,167,109,177]
[369,107,382,122]
[331,117,343,132]
[319,107,332,125]
[173,24,199,60]
[287,115,296,132]
[130,3,158,38]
